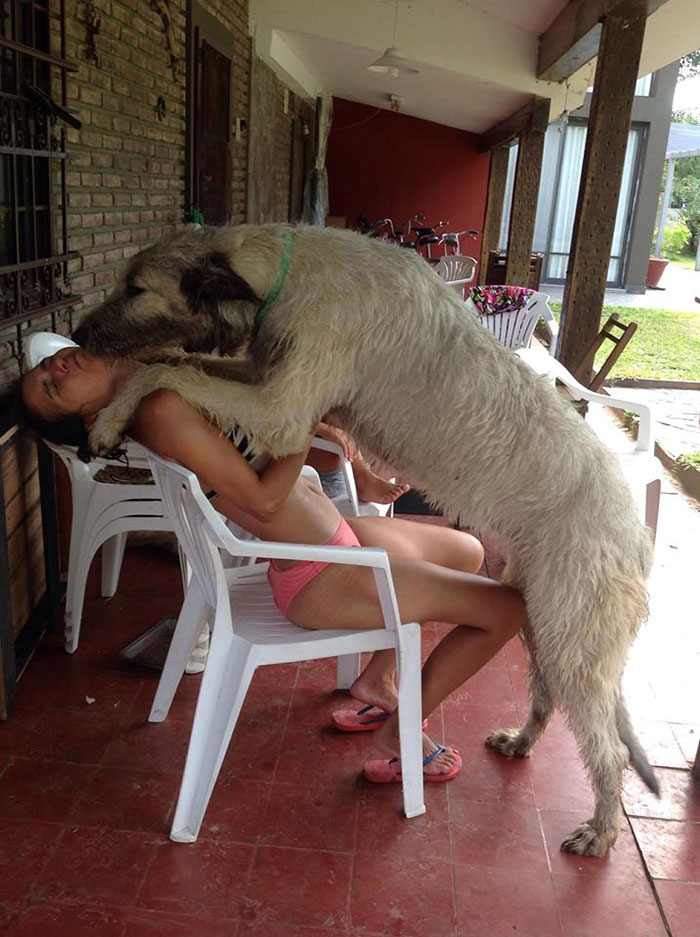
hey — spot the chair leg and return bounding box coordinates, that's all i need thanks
[149,581,208,723]
[645,478,661,544]
[169,634,256,843]
[395,623,426,819]
[100,532,128,598]
[63,547,97,654]
[336,653,362,689]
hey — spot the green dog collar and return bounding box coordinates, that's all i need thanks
[254,229,294,329]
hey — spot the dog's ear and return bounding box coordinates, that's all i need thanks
[181,253,261,307]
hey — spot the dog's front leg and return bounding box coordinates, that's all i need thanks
[90,363,321,459]
[196,376,318,458]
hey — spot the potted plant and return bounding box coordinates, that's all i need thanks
[646,253,669,289]
[647,220,691,288]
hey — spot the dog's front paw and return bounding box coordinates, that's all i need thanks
[89,415,126,456]
[561,821,617,857]
[485,728,534,758]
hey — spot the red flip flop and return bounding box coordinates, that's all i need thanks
[363,745,462,783]
[332,704,427,733]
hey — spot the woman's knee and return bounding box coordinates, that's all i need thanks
[456,530,484,573]
[493,584,527,638]
[431,527,484,573]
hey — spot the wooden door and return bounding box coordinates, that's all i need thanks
[289,117,305,224]
[192,33,232,224]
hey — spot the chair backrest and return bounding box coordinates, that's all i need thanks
[435,255,478,297]
[147,452,247,614]
[147,449,404,634]
[467,287,549,351]
[573,315,637,392]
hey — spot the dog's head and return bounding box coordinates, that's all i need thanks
[74,231,262,357]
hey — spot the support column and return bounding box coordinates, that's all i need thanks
[655,158,675,257]
[479,145,509,285]
[558,0,647,373]
[504,98,549,287]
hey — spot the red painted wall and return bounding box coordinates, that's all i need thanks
[326,98,490,263]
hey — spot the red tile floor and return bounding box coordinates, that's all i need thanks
[0,493,698,936]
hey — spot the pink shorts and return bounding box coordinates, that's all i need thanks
[267,517,361,617]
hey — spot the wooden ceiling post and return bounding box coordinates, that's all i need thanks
[557,1,647,373]
[479,145,510,285]
[504,97,549,288]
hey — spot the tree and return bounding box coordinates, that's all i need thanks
[678,51,700,81]
[672,110,700,125]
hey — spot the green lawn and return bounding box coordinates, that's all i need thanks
[549,303,700,381]
[668,254,697,271]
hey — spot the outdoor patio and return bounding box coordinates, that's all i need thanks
[0,410,697,937]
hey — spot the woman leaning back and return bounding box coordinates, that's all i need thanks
[20,346,527,782]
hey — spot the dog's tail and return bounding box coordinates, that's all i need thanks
[616,697,660,795]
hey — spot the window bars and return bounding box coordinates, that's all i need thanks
[0,0,79,373]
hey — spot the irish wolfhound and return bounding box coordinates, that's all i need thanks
[75,224,658,856]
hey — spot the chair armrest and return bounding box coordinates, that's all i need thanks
[310,435,360,514]
[516,347,655,453]
[220,531,402,630]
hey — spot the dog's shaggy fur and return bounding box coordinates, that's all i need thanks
[76,224,658,856]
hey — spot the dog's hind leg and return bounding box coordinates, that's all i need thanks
[486,656,554,757]
[558,684,630,857]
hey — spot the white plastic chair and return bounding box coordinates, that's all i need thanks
[468,290,560,356]
[24,332,177,654]
[435,254,478,299]
[516,346,663,541]
[311,436,393,519]
[146,450,426,841]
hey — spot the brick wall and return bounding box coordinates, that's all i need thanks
[248,54,315,224]
[59,0,250,317]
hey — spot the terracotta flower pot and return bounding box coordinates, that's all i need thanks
[646,257,669,289]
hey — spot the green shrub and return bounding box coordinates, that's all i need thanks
[677,452,700,470]
[662,220,692,257]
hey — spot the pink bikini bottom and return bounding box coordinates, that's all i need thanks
[267,518,361,617]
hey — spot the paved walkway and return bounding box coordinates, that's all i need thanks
[609,387,700,459]
[544,262,700,312]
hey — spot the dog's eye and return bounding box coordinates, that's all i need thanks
[125,283,144,298]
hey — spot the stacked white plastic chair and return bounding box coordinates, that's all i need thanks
[147,450,426,841]
[24,332,176,654]
[435,254,478,299]
[467,290,560,356]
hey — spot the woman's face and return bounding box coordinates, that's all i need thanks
[21,347,115,423]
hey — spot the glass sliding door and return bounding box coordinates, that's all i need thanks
[543,121,643,286]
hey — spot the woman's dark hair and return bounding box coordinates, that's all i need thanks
[14,379,92,460]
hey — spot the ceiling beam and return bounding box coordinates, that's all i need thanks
[477,97,550,153]
[538,0,669,83]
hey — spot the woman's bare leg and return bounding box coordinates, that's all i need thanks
[351,456,409,504]
[342,517,486,714]
[289,554,525,774]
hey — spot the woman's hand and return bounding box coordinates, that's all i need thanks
[314,422,358,461]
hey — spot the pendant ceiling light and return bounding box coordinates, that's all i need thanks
[366,0,419,77]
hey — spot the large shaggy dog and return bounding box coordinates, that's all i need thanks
[75,224,658,856]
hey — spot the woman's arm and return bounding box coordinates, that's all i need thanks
[132,389,311,522]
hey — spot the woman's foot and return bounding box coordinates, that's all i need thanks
[364,727,462,782]
[372,715,461,777]
[353,460,409,505]
[349,668,398,714]
[331,666,399,732]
